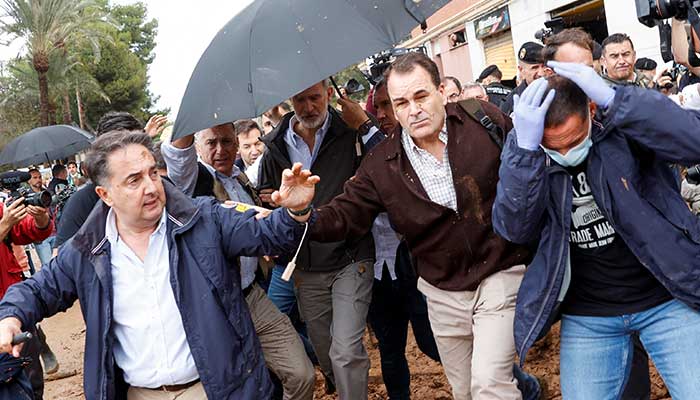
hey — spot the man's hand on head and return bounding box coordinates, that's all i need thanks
[513,78,556,151]
[272,163,320,222]
[547,61,615,109]
[338,97,370,131]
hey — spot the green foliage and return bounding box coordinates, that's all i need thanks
[0,0,160,133]
[0,61,39,146]
[78,1,159,127]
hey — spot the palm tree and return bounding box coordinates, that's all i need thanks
[0,0,109,126]
[1,54,109,126]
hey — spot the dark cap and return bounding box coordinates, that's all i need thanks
[635,57,657,71]
[478,64,501,82]
[592,41,603,60]
[518,42,544,64]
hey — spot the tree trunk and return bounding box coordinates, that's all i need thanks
[37,70,50,126]
[48,100,57,126]
[76,88,85,130]
[62,92,72,125]
[33,52,50,126]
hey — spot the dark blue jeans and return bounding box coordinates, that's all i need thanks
[367,243,440,400]
[267,265,318,365]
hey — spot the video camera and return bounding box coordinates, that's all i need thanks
[534,17,565,42]
[0,171,52,208]
[363,47,426,85]
[637,0,700,25]
[637,0,700,63]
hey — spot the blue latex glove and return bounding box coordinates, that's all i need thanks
[513,78,556,151]
[548,61,615,109]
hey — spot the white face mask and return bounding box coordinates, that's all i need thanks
[541,114,593,167]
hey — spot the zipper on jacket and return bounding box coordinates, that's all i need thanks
[520,172,571,359]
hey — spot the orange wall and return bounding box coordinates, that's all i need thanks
[410,0,481,38]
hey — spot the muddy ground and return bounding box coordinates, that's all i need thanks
[40,304,671,399]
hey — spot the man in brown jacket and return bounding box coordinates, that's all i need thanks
[309,52,533,399]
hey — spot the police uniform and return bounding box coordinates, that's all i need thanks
[478,64,512,107]
[500,42,544,116]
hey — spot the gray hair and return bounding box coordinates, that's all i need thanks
[462,81,486,95]
[84,130,155,187]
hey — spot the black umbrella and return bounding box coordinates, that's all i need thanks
[0,125,94,167]
[173,0,449,139]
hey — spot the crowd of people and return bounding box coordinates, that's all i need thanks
[0,14,700,400]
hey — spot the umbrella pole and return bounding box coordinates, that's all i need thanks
[45,153,50,165]
[329,76,344,99]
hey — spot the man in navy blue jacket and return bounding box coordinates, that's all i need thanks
[492,64,700,399]
[0,130,319,400]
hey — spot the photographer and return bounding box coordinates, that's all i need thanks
[0,196,52,399]
[671,17,700,89]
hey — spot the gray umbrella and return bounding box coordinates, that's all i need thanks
[0,125,94,167]
[172,0,448,139]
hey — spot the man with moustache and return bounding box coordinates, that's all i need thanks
[600,33,652,88]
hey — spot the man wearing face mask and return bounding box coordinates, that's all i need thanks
[493,65,700,399]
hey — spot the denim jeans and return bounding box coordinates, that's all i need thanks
[267,265,317,364]
[560,299,700,400]
[33,236,55,266]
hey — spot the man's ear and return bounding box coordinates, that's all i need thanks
[326,85,334,101]
[438,83,448,106]
[588,100,597,119]
[95,185,113,207]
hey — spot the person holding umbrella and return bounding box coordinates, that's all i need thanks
[258,79,378,399]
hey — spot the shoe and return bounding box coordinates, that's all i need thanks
[41,350,59,375]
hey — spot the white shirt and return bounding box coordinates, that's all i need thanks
[401,128,458,211]
[106,209,198,388]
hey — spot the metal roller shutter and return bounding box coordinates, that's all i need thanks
[484,30,516,80]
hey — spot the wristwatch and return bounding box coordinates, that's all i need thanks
[357,119,375,136]
[287,205,312,217]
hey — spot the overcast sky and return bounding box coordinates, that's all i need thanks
[0,0,254,118]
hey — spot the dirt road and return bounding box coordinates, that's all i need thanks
[41,304,670,399]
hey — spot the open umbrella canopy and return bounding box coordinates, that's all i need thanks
[173,0,449,139]
[0,125,94,167]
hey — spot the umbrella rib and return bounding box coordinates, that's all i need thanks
[247,0,268,116]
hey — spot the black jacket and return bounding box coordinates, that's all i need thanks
[259,107,374,272]
[500,81,527,117]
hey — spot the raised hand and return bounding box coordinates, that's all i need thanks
[145,115,168,138]
[513,78,556,150]
[547,61,615,108]
[271,163,320,212]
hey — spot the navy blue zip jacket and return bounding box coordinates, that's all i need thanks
[492,86,700,365]
[0,181,308,399]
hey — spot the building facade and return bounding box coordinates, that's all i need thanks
[403,0,664,84]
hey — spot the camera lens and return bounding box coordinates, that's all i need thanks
[25,191,52,208]
[656,0,686,19]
